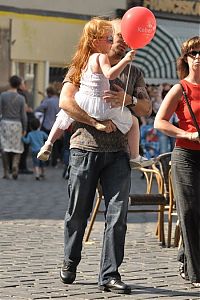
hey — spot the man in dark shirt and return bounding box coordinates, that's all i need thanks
[59,19,151,294]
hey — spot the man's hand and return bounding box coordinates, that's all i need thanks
[103,84,132,108]
[94,120,117,133]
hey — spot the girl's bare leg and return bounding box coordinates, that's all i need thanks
[128,116,153,168]
[38,123,64,161]
[46,122,64,145]
[127,116,140,159]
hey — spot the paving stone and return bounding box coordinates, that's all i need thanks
[0,160,200,299]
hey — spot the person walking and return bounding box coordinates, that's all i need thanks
[59,18,152,294]
[154,36,200,287]
[22,118,48,180]
[0,75,27,179]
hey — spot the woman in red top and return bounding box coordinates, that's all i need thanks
[154,36,200,287]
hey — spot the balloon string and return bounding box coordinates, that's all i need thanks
[121,61,132,113]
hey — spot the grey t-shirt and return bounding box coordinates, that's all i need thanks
[0,91,27,131]
[64,64,146,152]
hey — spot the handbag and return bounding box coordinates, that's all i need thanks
[179,82,200,138]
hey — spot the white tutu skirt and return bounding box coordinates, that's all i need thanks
[55,106,132,134]
[55,109,74,130]
[104,107,132,134]
[75,92,132,134]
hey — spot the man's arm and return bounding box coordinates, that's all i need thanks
[131,86,152,117]
[34,98,47,113]
[59,82,95,126]
[59,82,116,133]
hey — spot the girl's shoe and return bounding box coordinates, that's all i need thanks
[37,143,53,161]
[130,155,154,168]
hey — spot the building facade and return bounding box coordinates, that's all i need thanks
[0,0,199,106]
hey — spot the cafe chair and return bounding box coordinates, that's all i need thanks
[130,152,172,246]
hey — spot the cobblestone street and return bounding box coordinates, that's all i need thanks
[0,161,200,300]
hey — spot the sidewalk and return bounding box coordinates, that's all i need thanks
[0,161,199,300]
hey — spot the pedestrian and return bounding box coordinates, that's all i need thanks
[0,75,27,179]
[154,36,200,287]
[34,86,60,166]
[37,18,152,168]
[22,118,48,180]
[59,18,152,294]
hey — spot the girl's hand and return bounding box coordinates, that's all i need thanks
[124,50,136,62]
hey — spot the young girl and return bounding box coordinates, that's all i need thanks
[37,18,151,168]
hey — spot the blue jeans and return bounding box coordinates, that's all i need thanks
[64,149,131,285]
[171,147,200,283]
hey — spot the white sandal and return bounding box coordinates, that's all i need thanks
[37,143,53,161]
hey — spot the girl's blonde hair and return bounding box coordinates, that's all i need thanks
[177,36,200,79]
[69,17,112,85]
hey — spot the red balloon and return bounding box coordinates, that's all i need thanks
[121,7,157,49]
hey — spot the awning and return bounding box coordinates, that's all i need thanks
[133,20,200,84]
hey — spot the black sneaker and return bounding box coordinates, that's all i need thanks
[60,262,76,284]
[99,279,131,294]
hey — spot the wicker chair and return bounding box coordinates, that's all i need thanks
[129,152,172,246]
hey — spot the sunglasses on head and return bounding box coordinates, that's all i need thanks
[187,50,200,57]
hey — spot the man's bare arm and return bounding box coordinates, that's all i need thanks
[59,82,95,125]
[131,87,152,117]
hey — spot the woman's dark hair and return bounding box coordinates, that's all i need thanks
[30,118,40,131]
[177,36,200,79]
[9,75,22,88]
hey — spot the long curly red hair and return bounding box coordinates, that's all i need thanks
[69,17,112,85]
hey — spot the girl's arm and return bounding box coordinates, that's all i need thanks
[98,50,135,80]
[154,84,199,141]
